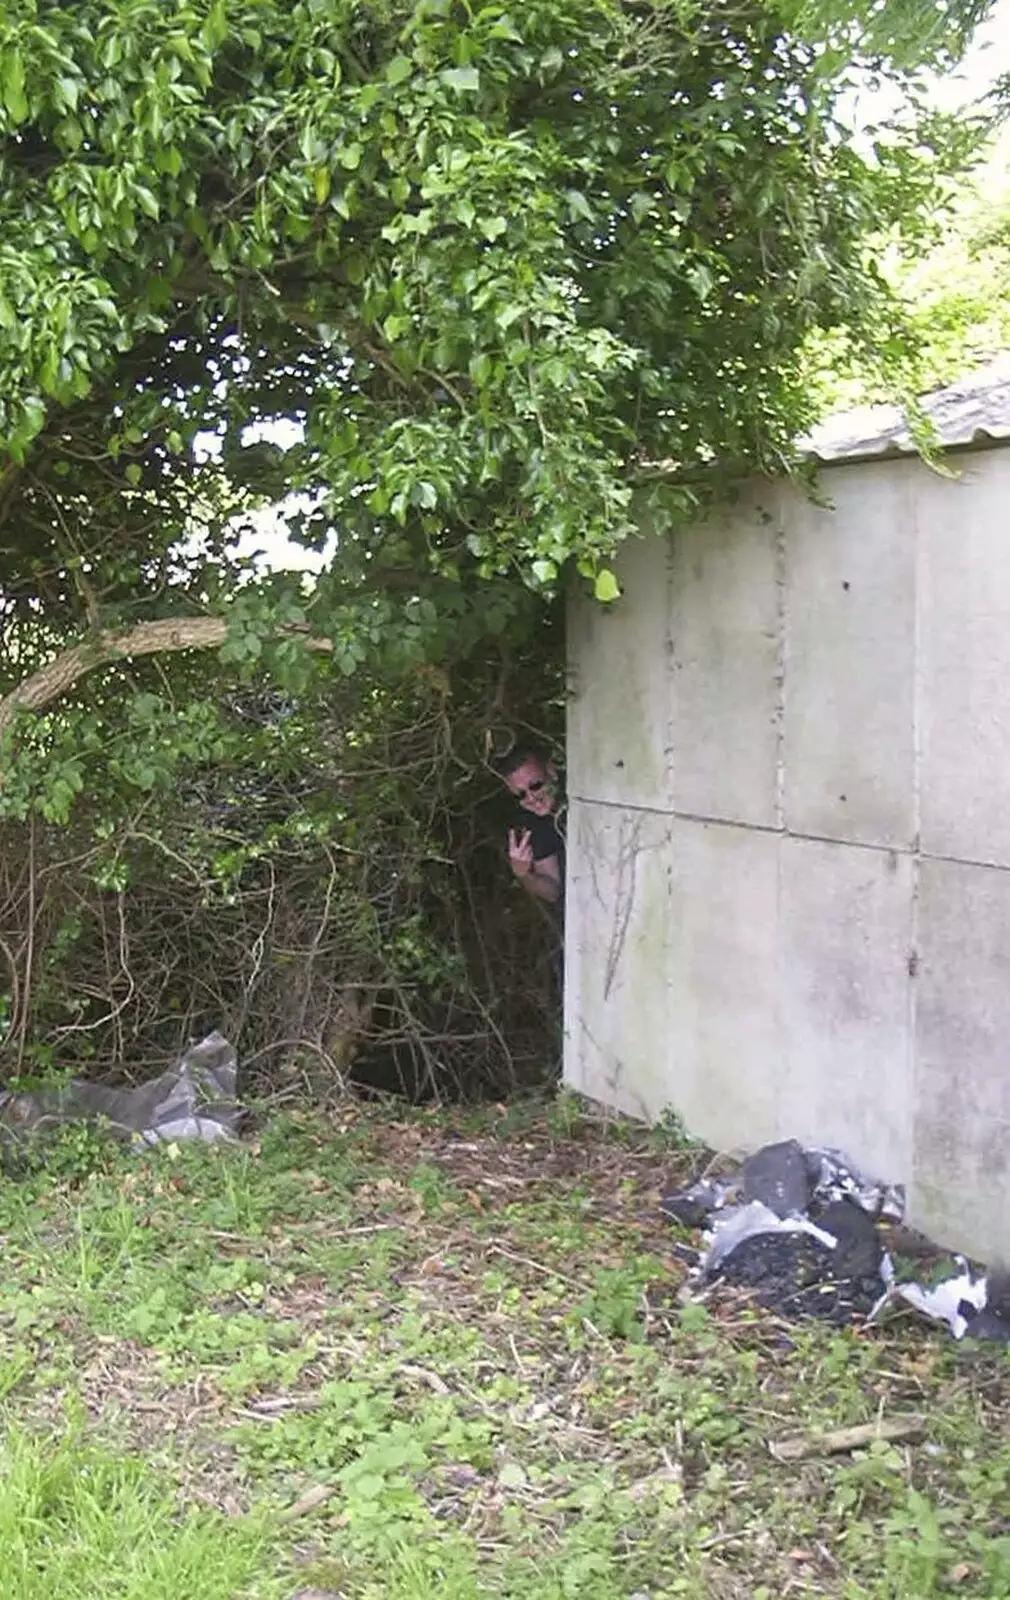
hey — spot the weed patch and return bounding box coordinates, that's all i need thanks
[1,1104,1009,1597]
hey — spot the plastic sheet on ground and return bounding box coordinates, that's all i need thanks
[701,1200,840,1272]
[805,1146,906,1223]
[0,1031,242,1165]
[662,1137,1010,1341]
[896,1267,987,1339]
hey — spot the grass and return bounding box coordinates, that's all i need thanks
[1,1097,1010,1598]
[0,1419,275,1600]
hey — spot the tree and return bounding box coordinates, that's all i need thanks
[0,1,991,678]
[875,129,1010,395]
[801,119,1010,412]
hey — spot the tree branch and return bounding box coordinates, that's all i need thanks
[0,616,334,738]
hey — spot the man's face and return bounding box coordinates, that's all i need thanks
[506,758,555,817]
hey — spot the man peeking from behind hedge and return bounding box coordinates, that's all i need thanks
[498,748,565,907]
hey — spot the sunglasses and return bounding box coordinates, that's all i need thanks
[515,778,547,800]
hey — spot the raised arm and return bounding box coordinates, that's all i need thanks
[508,829,561,904]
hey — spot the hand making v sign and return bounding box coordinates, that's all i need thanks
[508,827,534,878]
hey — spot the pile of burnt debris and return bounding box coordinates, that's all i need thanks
[662,1139,1010,1343]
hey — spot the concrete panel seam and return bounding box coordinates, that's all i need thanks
[569,792,1010,876]
[774,488,787,830]
[664,533,676,800]
[910,463,923,856]
[909,456,923,1151]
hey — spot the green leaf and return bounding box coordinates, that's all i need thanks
[594,569,621,603]
[440,66,480,94]
[338,142,362,171]
[565,189,594,223]
[124,464,143,486]
[687,263,715,302]
[386,54,414,86]
[55,76,80,113]
[2,48,28,123]
[204,0,229,48]
[135,187,160,220]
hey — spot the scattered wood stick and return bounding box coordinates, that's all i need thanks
[769,1414,926,1462]
[241,1394,323,1418]
[279,1482,335,1522]
[399,1363,451,1395]
[486,1242,584,1289]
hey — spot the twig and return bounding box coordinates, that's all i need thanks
[400,1364,451,1395]
[769,1414,926,1462]
[279,1482,335,1522]
[697,1528,750,1553]
[241,1395,323,1418]
[486,1242,584,1290]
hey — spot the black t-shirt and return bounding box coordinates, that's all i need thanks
[511,808,566,940]
[515,809,566,878]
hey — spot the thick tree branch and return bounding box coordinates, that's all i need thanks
[0,617,333,738]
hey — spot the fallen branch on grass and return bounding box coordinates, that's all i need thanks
[279,1482,335,1522]
[769,1414,926,1462]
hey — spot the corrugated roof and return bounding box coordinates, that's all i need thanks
[801,354,1010,464]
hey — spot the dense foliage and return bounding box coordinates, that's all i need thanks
[0,1,990,645]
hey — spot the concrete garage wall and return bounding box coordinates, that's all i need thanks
[564,449,1010,1260]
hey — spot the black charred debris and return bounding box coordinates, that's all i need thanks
[661,1139,1010,1342]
